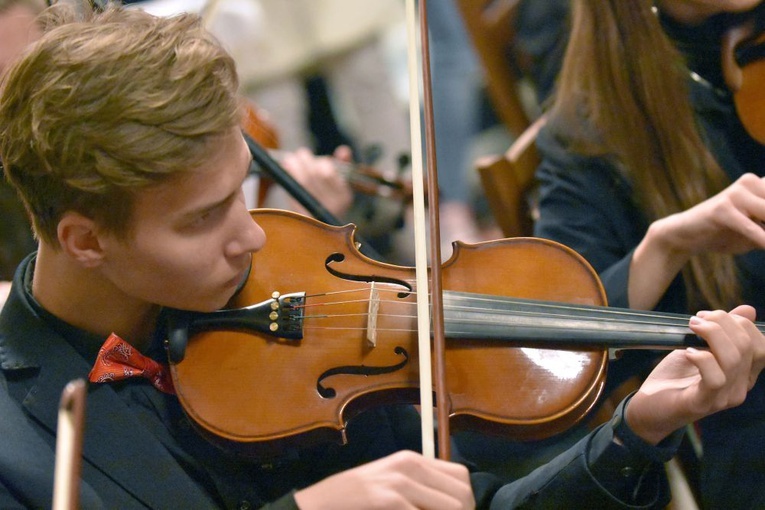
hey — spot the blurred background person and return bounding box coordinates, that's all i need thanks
[131,0,420,263]
[0,0,45,305]
[532,1,765,507]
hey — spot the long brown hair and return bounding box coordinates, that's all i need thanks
[550,0,738,311]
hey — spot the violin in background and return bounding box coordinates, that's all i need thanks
[722,8,765,144]
[240,99,416,261]
[240,100,414,207]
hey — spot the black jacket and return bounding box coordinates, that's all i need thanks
[1,255,676,509]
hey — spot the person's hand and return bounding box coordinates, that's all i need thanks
[625,305,765,444]
[631,174,765,309]
[652,173,765,258]
[281,146,354,218]
[293,450,475,510]
[0,280,11,306]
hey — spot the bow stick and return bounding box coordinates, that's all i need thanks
[52,379,86,510]
[405,0,450,460]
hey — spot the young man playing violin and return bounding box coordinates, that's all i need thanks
[1,3,764,509]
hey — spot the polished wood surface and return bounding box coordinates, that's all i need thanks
[476,115,546,237]
[171,209,609,455]
[723,19,765,144]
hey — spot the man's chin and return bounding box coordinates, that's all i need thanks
[173,294,235,314]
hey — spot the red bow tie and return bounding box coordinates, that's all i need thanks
[88,333,175,395]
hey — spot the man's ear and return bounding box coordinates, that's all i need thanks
[57,212,105,268]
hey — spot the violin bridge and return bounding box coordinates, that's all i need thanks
[367,282,380,347]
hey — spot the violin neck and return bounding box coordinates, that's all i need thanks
[441,291,752,351]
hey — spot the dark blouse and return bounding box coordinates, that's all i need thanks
[533,6,765,509]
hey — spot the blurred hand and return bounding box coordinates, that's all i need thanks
[0,281,10,306]
[281,146,354,218]
[631,173,765,310]
[654,173,765,258]
[294,450,475,510]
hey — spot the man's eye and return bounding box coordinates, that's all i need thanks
[188,209,219,229]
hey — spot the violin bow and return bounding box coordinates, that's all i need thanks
[405,0,450,460]
[52,379,86,510]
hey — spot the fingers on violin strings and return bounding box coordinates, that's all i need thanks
[688,311,751,408]
[717,305,765,390]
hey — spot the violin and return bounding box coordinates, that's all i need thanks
[264,148,415,203]
[722,8,765,144]
[241,100,280,150]
[240,100,414,205]
[165,209,727,457]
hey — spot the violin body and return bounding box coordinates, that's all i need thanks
[170,209,609,455]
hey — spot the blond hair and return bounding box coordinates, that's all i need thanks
[550,0,737,311]
[0,2,241,245]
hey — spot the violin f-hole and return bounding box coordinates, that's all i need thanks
[324,253,412,298]
[316,346,410,398]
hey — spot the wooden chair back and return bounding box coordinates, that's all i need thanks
[475,115,545,237]
[455,0,531,138]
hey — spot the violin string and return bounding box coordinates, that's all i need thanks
[301,314,692,336]
[301,286,693,326]
[448,294,693,327]
[296,286,765,334]
[300,286,682,325]
[299,298,376,309]
[299,323,680,335]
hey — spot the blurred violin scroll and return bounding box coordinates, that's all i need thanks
[241,99,280,150]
